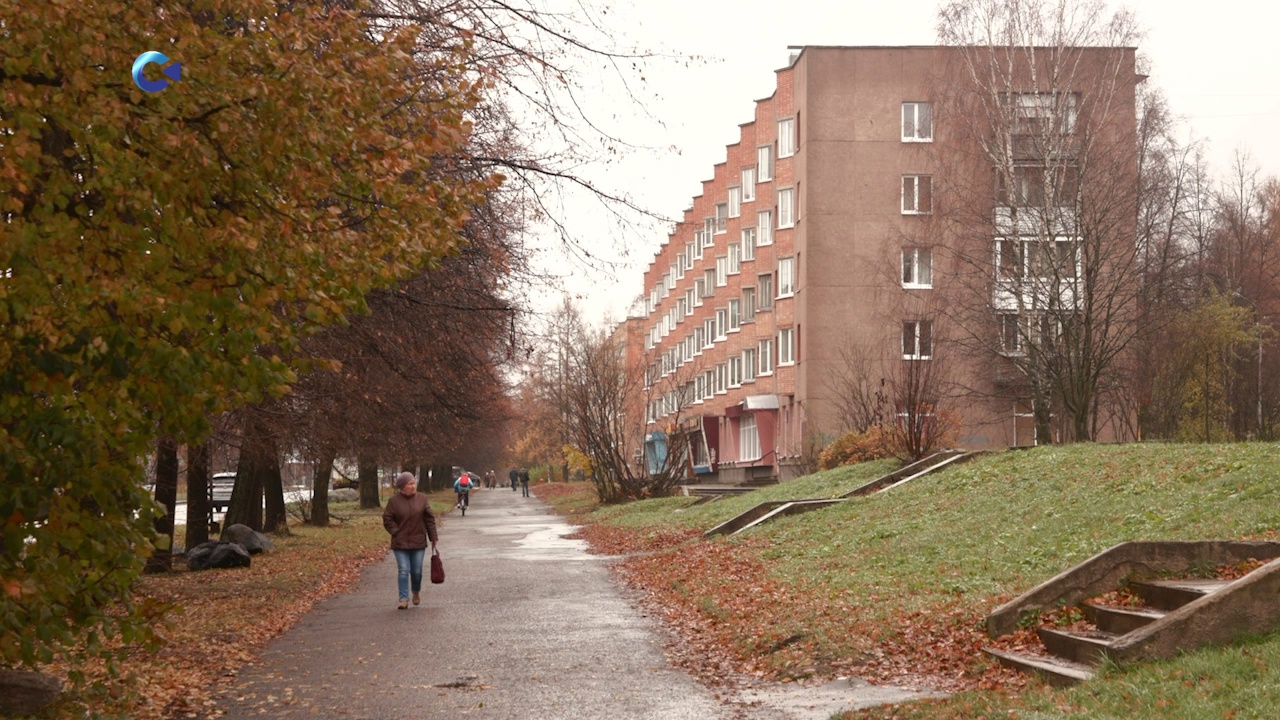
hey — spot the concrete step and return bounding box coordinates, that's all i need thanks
[684,485,758,498]
[1128,578,1232,611]
[983,647,1094,686]
[1082,602,1166,635]
[730,499,845,536]
[1036,626,1118,665]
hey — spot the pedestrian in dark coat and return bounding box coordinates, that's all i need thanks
[382,472,439,609]
[519,467,531,497]
[509,467,519,491]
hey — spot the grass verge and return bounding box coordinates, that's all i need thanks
[546,443,1280,717]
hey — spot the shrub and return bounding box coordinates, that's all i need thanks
[818,424,897,470]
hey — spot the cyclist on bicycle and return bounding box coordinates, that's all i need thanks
[453,472,476,511]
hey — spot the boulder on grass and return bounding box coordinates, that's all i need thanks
[0,668,62,717]
[220,523,275,554]
[330,488,359,503]
[186,541,252,571]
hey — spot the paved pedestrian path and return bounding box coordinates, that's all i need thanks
[215,487,766,719]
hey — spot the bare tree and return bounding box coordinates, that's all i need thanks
[934,0,1144,443]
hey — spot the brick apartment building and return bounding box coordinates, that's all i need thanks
[624,45,1140,484]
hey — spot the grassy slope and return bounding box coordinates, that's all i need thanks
[575,443,1280,718]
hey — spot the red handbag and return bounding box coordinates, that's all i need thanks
[430,548,445,584]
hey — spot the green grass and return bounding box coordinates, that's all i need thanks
[578,442,1280,718]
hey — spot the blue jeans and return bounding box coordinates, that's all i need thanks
[393,548,425,601]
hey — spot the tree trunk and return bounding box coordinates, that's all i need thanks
[358,455,381,509]
[145,437,179,574]
[226,419,267,531]
[431,464,452,492]
[309,448,335,526]
[185,441,211,549]
[263,446,288,534]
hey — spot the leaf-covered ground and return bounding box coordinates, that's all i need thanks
[544,443,1280,718]
[37,492,457,719]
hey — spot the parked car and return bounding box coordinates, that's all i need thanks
[210,472,235,512]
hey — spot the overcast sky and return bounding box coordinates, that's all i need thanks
[530,0,1280,328]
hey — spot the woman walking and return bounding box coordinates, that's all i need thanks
[382,471,439,609]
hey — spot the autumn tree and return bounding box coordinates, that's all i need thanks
[0,0,493,671]
[933,0,1144,443]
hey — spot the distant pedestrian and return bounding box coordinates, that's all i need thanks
[509,467,519,491]
[382,472,439,610]
[519,467,531,497]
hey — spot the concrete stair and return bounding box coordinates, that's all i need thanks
[703,450,981,538]
[983,541,1280,686]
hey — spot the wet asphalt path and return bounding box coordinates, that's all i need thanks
[214,487,764,720]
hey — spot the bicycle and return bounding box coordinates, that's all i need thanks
[455,490,469,516]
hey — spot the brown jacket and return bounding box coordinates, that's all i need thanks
[382,492,439,550]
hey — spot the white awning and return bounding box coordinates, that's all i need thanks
[743,394,780,410]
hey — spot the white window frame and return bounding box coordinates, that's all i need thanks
[684,242,695,269]
[684,288,695,315]
[902,320,933,360]
[902,247,933,288]
[742,168,756,200]
[693,231,704,260]
[778,187,795,228]
[693,278,705,306]
[740,414,761,461]
[695,374,705,402]
[742,287,756,322]
[703,269,716,296]
[703,319,715,349]
[676,254,685,280]
[778,117,795,158]
[728,299,741,332]
[728,243,741,275]
[715,256,728,287]
[728,355,742,388]
[902,175,932,215]
[741,227,756,262]
[742,348,756,381]
[757,210,774,246]
[902,102,933,142]
[758,273,774,308]
[778,257,795,297]
[703,220,715,247]
[704,370,715,399]
[778,327,795,365]
[757,145,773,181]
[715,363,728,393]
[728,187,741,218]
[715,203,728,234]
[694,325,705,352]
[715,308,728,340]
[758,338,774,375]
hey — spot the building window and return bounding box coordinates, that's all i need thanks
[902,175,932,214]
[758,145,773,181]
[757,210,773,245]
[742,168,756,201]
[1000,313,1023,355]
[729,355,742,387]
[758,274,774,309]
[703,269,716,295]
[694,325,705,352]
[902,247,933,288]
[703,219,715,246]
[694,278,705,305]
[694,374,705,401]
[715,308,728,340]
[740,414,761,461]
[1008,92,1078,135]
[778,327,795,365]
[728,243,741,275]
[728,187,741,218]
[715,203,728,234]
[778,257,795,297]
[778,188,795,228]
[728,299,741,331]
[684,288,695,315]
[715,256,728,286]
[703,319,715,348]
[902,102,933,142]
[675,254,685,279]
[742,287,756,322]
[715,363,728,393]
[996,237,1078,280]
[684,242,695,269]
[997,165,1080,207]
[742,348,756,381]
[758,338,774,374]
[903,320,933,360]
[778,117,795,158]
[741,227,756,262]
[693,231,704,259]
